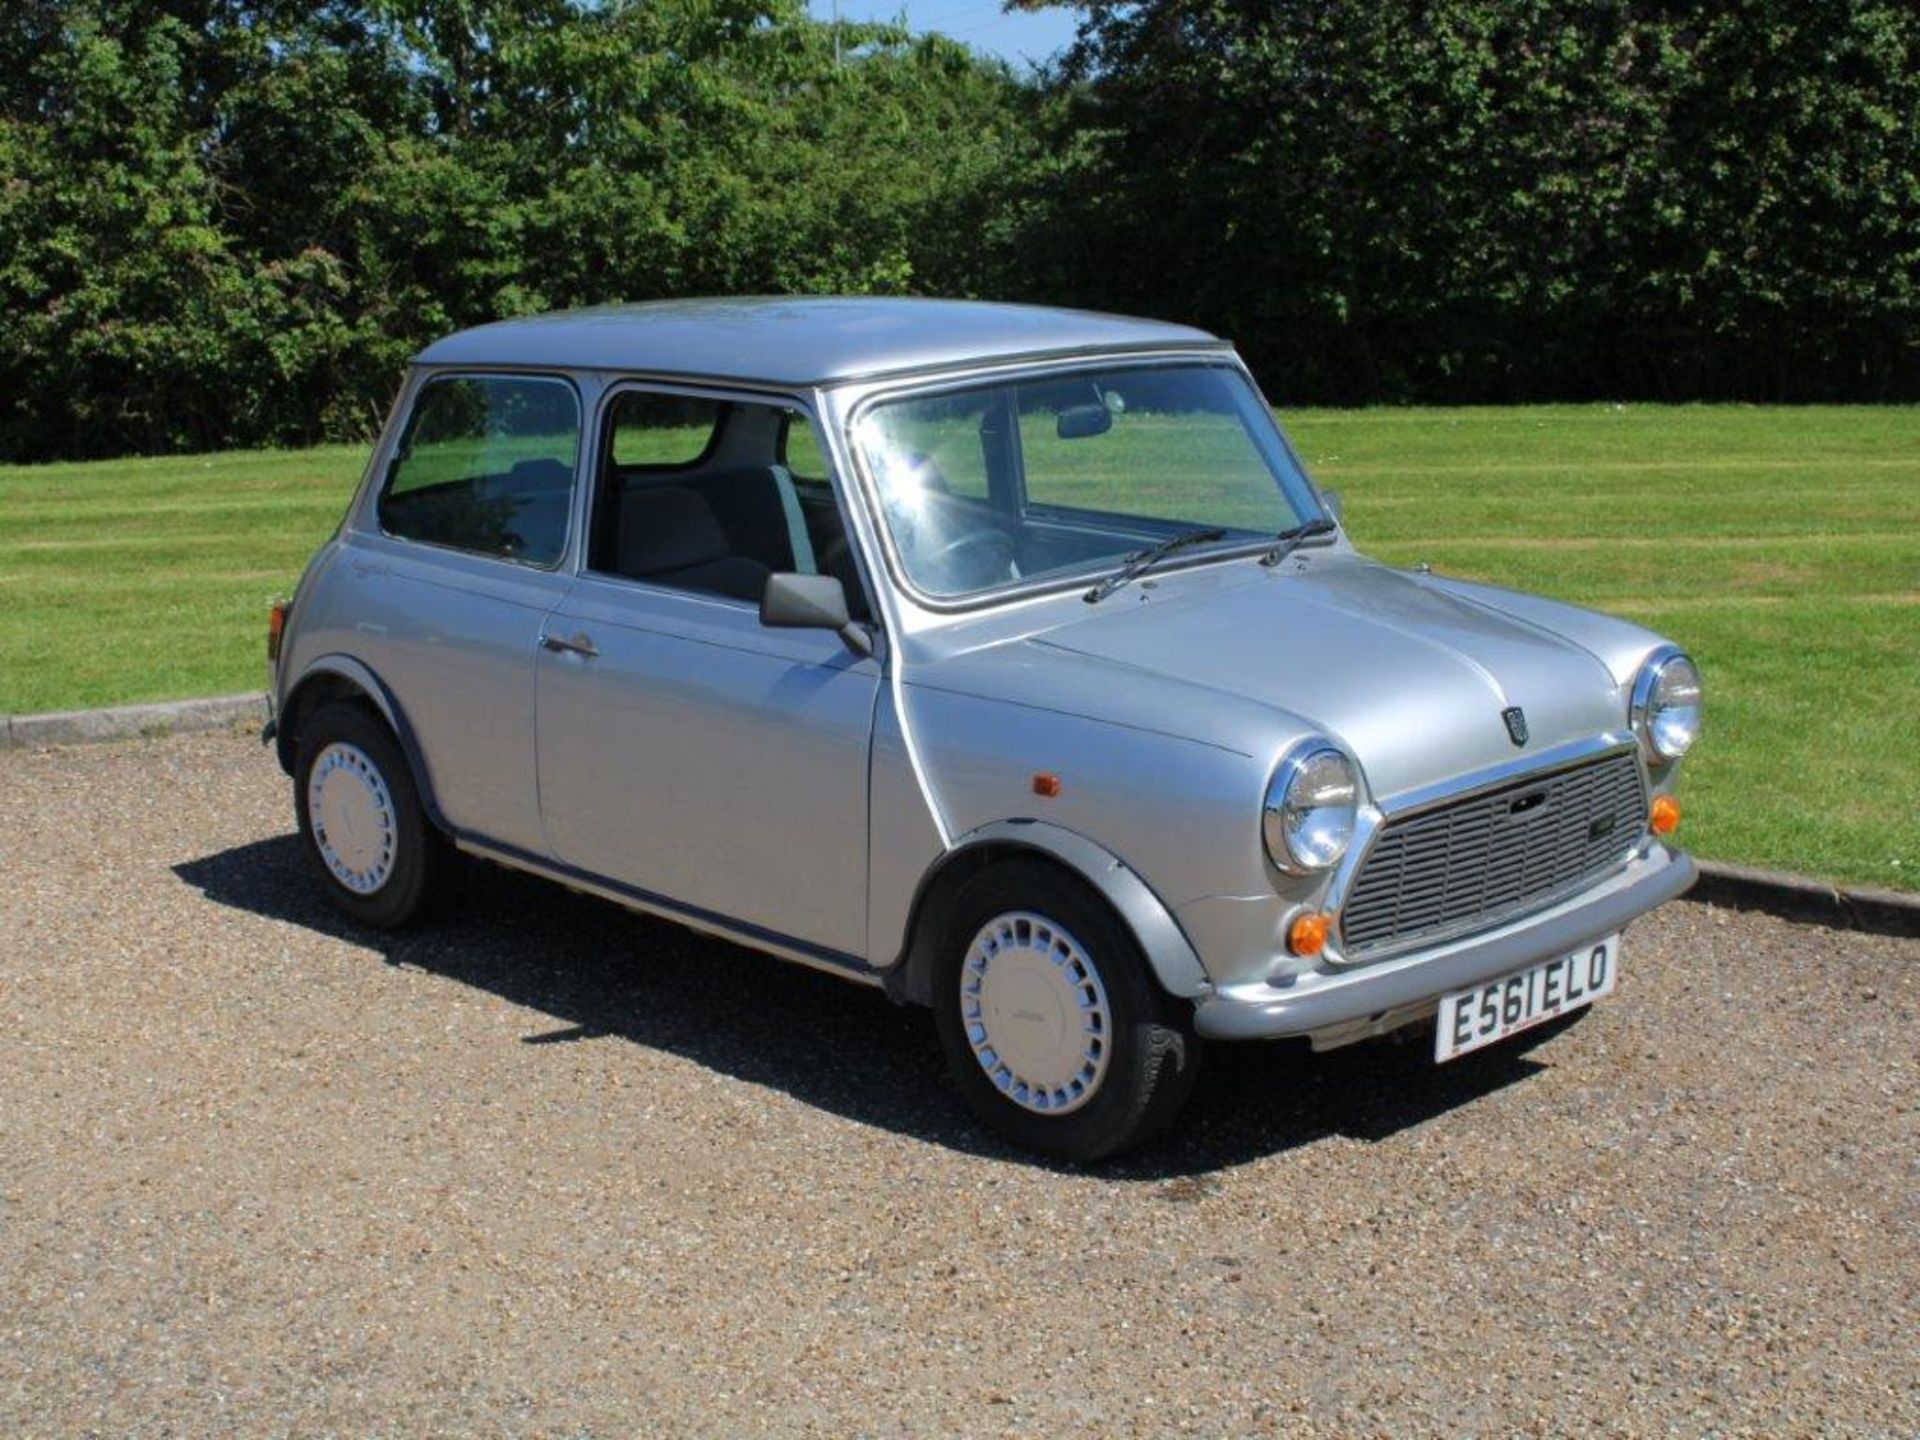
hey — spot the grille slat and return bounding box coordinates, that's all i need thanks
[1339,751,1648,957]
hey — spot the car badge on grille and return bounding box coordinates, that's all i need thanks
[1502,706,1529,746]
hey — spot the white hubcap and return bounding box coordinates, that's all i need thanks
[307,742,397,895]
[960,911,1112,1115]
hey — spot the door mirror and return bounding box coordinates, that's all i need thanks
[760,572,873,657]
[1321,488,1344,524]
[1055,403,1113,440]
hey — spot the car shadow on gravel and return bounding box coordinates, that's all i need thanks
[175,837,1561,1178]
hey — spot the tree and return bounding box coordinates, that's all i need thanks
[0,0,1039,460]
[1012,0,1920,402]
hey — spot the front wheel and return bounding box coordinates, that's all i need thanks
[293,701,456,929]
[933,861,1202,1162]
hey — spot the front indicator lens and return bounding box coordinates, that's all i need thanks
[1287,912,1331,957]
[1650,794,1681,837]
[1264,742,1361,873]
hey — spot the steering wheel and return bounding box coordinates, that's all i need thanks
[925,528,1020,584]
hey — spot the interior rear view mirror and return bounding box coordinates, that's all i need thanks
[1056,403,1113,440]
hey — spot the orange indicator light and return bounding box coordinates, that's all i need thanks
[267,601,288,662]
[1287,912,1331,957]
[1649,794,1681,837]
[1031,772,1062,798]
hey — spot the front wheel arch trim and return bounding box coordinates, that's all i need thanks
[277,657,449,834]
[888,819,1213,1009]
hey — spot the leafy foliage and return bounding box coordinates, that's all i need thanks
[1,0,1915,458]
[0,0,1037,458]
[1019,0,1920,402]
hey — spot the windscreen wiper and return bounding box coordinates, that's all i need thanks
[1084,527,1228,603]
[1259,516,1338,567]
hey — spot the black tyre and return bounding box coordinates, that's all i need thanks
[932,859,1203,1162]
[293,701,456,929]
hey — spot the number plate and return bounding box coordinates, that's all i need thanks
[1434,934,1620,1062]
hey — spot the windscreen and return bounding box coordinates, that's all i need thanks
[853,364,1322,600]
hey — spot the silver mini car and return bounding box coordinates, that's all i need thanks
[267,298,1701,1159]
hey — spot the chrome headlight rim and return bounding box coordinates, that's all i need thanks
[1263,738,1363,875]
[1631,645,1703,763]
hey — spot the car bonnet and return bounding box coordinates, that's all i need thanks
[1017,553,1631,801]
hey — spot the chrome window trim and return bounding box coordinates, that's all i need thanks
[370,369,586,574]
[566,566,759,619]
[838,349,1337,617]
[812,336,1237,390]
[1319,731,1648,967]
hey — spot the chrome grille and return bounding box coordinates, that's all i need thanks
[1340,750,1647,958]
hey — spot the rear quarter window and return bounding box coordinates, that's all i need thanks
[379,375,579,565]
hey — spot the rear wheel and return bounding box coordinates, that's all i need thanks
[294,701,455,929]
[933,860,1202,1161]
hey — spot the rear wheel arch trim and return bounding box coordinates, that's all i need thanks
[890,820,1212,1008]
[278,657,448,833]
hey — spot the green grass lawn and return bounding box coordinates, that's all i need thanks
[2,405,1914,890]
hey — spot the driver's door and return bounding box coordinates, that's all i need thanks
[534,579,880,958]
[532,385,882,960]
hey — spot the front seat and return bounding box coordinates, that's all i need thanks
[617,486,772,602]
[689,466,817,576]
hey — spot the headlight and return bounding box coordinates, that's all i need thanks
[1264,742,1360,873]
[1632,650,1703,761]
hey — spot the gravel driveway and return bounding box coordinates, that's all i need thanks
[2,731,1915,1437]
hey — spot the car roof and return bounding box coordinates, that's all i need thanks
[412,297,1228,386]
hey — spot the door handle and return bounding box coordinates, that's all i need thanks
[540,630,599,658]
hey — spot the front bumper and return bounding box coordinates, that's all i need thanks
[1190,845,1697,1042]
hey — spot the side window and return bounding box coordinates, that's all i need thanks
[592,390,835,608]
[781,411,830,484]
[610,393,724,468]
[379,375,579,565]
